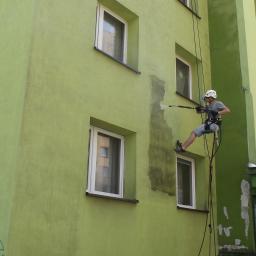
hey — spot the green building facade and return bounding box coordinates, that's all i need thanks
[0,0,222,255]
[208,0,256,255]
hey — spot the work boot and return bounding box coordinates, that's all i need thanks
[175,140,185,153]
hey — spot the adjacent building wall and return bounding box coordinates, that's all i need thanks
[208,0,256,254]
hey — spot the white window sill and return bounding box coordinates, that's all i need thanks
[86,192,139,204]
[177,205,209,213]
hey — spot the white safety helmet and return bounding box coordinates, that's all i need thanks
[204,89,217,99]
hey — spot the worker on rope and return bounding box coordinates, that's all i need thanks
[175,90,230,153]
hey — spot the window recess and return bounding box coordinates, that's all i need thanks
[95,5,128,63]
[176,155,196,209]
[176,56,192,100]
[94,1,139,72]
[177,0,201,18]
[87,127,124,198]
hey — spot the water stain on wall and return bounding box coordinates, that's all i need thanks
[148,75,176,195]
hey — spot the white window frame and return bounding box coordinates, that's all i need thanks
[95,4,128,64]
[176,56,192,99]
[87,126,125,198]
[176,155,196,209]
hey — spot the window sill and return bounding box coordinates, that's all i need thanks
[94,47,141,75]
[177,206,209,213]
[86,192,139,204]
[177,0,201,19]
[176,91,200,105]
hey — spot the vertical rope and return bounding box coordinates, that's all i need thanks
[191,0,211,159]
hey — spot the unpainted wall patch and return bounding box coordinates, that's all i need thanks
[218,224,232,237]
[223,206,229,220]
[241,179,250,238]
[219,242,248,251]
[148,75,175,195]
[223,227,232,237]
[235,239,241,246]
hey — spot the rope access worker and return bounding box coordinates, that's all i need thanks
[175,89,231,153]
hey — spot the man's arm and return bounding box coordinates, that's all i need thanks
[218,106,230,115]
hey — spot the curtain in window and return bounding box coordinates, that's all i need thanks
[102,12,124,62]
[176,58,190,98]
[95,133,120,194]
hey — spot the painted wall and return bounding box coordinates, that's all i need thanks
[0,0,35,252]
[208,0,256,253]
[2,0,215,255]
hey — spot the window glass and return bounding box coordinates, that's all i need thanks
[176,58,191,98]
[102,11,124,62]
[95,132,121,194]
[177,158,193,206]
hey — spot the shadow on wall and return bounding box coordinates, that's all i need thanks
[148,75,176,195]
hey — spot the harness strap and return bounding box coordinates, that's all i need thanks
[204,118,222,131]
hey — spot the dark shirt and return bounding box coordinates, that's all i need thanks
[207,100,226,120]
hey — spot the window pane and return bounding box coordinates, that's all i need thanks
[176,58,190,98]
[102,11,124,62]
[95,132,121,194]
[177,158,193,206]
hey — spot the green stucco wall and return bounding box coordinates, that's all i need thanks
[1,1,216,255]
[0,0,35,252]
[208,0,256,253]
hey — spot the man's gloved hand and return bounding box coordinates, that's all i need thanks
[195,106,204,113]
[196,106,209,113]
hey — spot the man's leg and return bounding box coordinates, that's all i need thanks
[181,131,197,150]
[176,124,204,152]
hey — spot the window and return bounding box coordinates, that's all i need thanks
[180,0,189,6]
[95,4,128,63]
[179,0,198,13]
[176,156,195,208]
[87,127,124,198]
[176,56,192,99]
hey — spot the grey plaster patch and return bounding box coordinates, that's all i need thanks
[148,75,175,195]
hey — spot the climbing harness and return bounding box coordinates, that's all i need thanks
[204,117,221,133]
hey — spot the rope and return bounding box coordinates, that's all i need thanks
[189,1,220,254]
[190,0,211,160]
[196,128,222,256]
